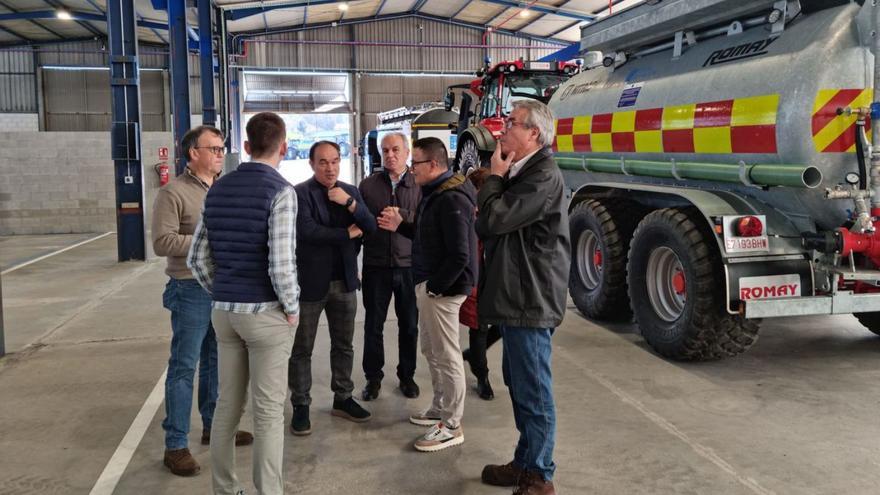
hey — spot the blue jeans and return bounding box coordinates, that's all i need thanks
[162,278,218,450]
[501,326,556,481]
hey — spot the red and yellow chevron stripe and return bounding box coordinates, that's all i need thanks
[553,94,779,155]
[812,88,873,153]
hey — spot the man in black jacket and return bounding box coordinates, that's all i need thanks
[288,141,377,436]
[378,137,477,453]
[358,132,422,401]
[476,100,570,495]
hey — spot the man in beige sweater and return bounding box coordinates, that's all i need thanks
[151,126,252,477]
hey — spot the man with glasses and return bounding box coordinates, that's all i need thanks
[477,100,570,495]
[378,137,477,452]
[152,125,252,477]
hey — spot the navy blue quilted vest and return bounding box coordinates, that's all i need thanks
[203,162,290,304]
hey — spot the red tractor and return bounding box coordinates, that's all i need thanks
[445,58,580,173]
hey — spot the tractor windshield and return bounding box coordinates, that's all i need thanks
[501,73,570,112]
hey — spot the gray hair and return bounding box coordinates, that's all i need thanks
[512,100,555,148]
[381,131,410,150]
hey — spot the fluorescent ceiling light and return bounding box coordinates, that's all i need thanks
[338,3,349,11]
[519,10,530,18]
[56,10,73,20]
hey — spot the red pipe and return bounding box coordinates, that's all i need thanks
[838,208,880,268]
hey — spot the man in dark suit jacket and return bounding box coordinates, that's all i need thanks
[288,140,377,436]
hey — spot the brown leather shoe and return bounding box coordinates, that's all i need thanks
[481,461,525,486]
[513,470,555,495]
[163,448,200,477]
[200,430,255,446]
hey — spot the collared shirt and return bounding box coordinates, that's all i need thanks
[151,167,211,280]
[389,169,407,193]
[187,162,300,316]
[508,148,541,179]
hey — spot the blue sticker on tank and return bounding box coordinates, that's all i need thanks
[618,83,643,108]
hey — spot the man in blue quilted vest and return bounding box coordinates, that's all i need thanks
[188,111,299,495]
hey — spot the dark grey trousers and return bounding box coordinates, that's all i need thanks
[288,281,358,406]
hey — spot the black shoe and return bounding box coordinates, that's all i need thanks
[331,397,372,423]
[399,377,420,399]
[361,380,381,401]
[477,376,494,400]
[291,405,311,436]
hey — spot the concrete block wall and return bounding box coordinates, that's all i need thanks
[0,114,39,132]
[0,132,174,238]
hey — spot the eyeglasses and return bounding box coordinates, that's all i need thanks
[504,120,531,130]
[195,146,226,156]
[411,159,433,166]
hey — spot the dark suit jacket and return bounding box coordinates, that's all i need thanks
[295,177,377,302]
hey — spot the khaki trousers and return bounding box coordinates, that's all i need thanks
[210,308,294,495]
[415,282,467,428]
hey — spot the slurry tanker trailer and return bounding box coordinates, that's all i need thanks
[550,0,880,360]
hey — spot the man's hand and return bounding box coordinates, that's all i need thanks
[377,206,403,232]
[490,145,515,177]
[286,313,299,326]
[348,224,363,239]
[328,186,351,206]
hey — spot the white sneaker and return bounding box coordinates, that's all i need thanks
[414,423,464,452]
[409,410,442,426]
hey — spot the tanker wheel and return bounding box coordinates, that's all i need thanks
[627,207,760,361]
[569,198,641,321]
[454,137,487,175]
[853,313,880,336]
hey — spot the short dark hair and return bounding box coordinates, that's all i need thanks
[412,137,448,169]
[246,112,286,157]
[181,125,223,163]
[309,140,340,161]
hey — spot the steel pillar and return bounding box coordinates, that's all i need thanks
[168,0,191,175]
[229,66,242,151]
[198,0,216,127]
[107,0,146,261]
[0,271,5,358]
[216,8,229,140]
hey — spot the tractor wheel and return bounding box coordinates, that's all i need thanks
[454,136,488,175]
[627,208,760,360]
[568,198,641,321]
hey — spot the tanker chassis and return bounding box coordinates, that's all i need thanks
[550,0,880,360]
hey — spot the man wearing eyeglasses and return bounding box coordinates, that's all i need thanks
[151,125,252,477]
[476,100,570,495]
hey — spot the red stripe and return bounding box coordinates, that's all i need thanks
[821,122,858,152]
[694,100,733,128]
[731,125,777,153]
[551,137,559,152]
[662,129,694,153]
[592,113,613,133]
[812,89,864,135]
[612,132,636,152]
[556,118,574,135]
[635,108,663,131]
[573,134,591,152]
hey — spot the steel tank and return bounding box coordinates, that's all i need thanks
[549,2,874,232]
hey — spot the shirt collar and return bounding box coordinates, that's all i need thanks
[508,147,542,179]
[184,166,211,190]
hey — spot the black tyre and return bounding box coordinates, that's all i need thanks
[627,208,760,361]
[453,136,488,175]
[854,312,880,336]
[569,198,641,321]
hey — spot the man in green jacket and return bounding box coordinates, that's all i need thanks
[476,100,570,495]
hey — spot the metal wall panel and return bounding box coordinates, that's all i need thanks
[0,74,36,112]
[0,49,34,72]
[358,73,471,132]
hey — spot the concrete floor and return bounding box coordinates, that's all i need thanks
[1,233,880,495]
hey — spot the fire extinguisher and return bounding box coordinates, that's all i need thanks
[155,162,169,186]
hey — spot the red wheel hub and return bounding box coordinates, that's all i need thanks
[672,270,686,295]
[593,248,602,268]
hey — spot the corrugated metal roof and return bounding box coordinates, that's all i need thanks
[0,1,642,48]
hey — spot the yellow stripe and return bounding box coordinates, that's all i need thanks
[812,89,841,114]
[662,104,695,130]
[572,115,592,135]
[611,110,636,133]
[731,94,778,127]
[634,130,663,153]
[591,133,613,153]
[694,127,732,154]
[556,135,574,152]
[813,112,858,152]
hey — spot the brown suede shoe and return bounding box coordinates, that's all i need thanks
[201,430,255,446]
[513,470,556,495]
[163,448,200,477]
[481,461,525,486]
